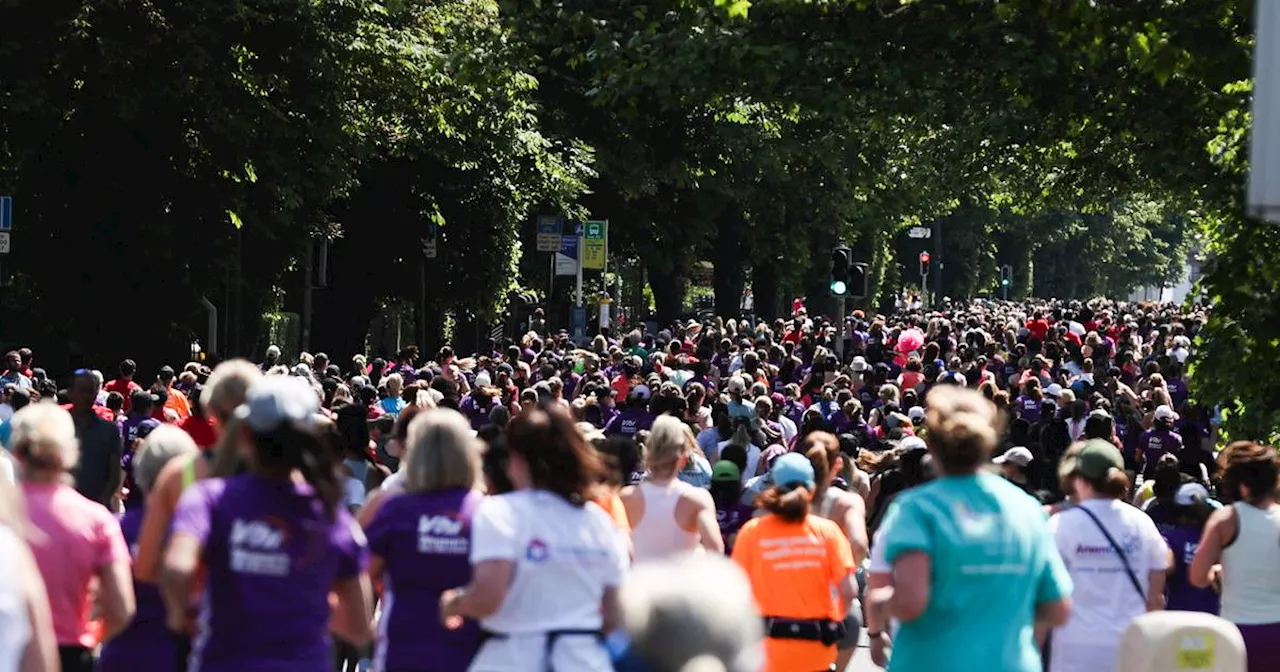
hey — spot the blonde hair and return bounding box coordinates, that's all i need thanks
[414,389,439,409]
[644,415,693,476]
[203,359,263,419]
[924,386,1003,474]
[10,403,79,473]
[133,426,199,494]
[403,409,482,493]
[385,373,404,396]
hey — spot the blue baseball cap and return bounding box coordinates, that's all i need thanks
[769,452,816,490]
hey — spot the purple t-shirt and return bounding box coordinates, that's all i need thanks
[173,475,368,672]
[458,394,496,431]
[1140,428,1184,475]
[365,489,483,672]
[715,501,754,553]
[1015,395,1042,423]
[603,408,655,437]
[1159,523,1220,614]
[99,506,175,672]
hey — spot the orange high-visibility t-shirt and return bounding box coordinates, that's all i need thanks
[732,513,854,672]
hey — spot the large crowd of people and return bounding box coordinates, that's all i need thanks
[0,295,1276,672]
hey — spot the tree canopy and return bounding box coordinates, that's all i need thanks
[0,0,1271,439]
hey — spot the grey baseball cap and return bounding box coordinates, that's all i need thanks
[234,376,320,433]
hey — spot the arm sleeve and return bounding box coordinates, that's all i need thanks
[1035,524,1073,605]
[172,482,214,544]
[879,496,932,565]
[96,511,131,568]
[363,502,392,559]
[469,497,518,564]
[332,511,370,580]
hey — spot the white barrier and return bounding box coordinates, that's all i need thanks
[1118,611,1246,672]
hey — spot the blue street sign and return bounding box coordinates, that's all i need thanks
[560,234,577,255]
[0,197,11,231]
[537,215,559,235]
[571,306,587,339]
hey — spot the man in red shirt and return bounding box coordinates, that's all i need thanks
[103,359,143,412]
[1025,312,1051,342]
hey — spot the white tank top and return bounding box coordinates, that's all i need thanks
[1221,502,1280,625]
[631,480,700,562]
[0,525,31,672]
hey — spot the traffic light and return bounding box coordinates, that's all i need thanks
[830,246,851,296]
[919,251,931,277]
[848,263,869,299]
[1000,264,1013,287]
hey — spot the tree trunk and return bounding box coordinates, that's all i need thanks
[754,262,780,321]
[713,208,746,317]
[647,259,685,326]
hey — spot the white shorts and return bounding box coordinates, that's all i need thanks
[467,632,611,672]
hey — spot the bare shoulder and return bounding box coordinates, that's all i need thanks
[682,484,715,507]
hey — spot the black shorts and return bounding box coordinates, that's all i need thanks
[837,601,863,651]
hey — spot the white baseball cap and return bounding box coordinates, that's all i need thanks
[993,446,1034,467]
[1044,383,1063,398]
[235,376,320,433]
[1154,404,1179,422]
[850,356,869,373]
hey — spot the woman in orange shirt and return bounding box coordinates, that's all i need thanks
[731,452,856,672]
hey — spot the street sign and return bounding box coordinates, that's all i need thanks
[582,219,607,269]
[421,235,437,259]
[571,306,587,340]
[907,226,930,239]
[556,235,578,276]
[536,215,562,252]
[0,196,11,231]
[0,232,9,255]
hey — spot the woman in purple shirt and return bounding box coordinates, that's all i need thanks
[161,376,374,672]
[365,409,485,672]
[100,426,199,672]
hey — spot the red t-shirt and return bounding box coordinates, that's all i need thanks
[102,378,142,411]
[1026,319,1050,341]
[60,404,115,422]
[177,415,219,449]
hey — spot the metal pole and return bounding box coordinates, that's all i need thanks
[835,297,846,362]
[548,252,555,325]
[575,226,584,308]
[302,240,313,352]
[200,297,219,355]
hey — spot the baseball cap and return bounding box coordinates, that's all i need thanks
[711,460,742,483]
[769,452,815,490]
[897,436,927,453]
[628,384,652,401]
[1044,383,1063,398]
[475,371,492,387]
[993,446,1034,467]
[1154,404,1179,422]
[907,406,926,422]
[1174,482,1210,506]
[235,376,320,433]
[850,356,869,373]
[1059,439,1124,481]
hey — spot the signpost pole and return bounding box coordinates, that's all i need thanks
[835,297,846,362]
[575,223,584,308]
[548,253,555,325]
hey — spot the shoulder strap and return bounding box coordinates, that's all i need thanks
[1074,504,1146,602]
[182,456,201,491]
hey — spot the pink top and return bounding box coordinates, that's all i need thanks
[22,482,130,647]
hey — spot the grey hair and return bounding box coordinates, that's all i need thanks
[203,359,263,419]
[133,426,199,494]
[621,554,764,672]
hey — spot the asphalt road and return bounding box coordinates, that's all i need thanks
[842,631,883,672]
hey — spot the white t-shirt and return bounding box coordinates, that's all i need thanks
[379,469,405,493]
[470,490,627,635]
[1048,498,1170,672]
[0,525,30,672]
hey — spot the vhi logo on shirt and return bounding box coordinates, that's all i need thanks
[229,517,291,577]
[417,514,468,555]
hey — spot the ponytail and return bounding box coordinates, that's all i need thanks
[255,422,342,518]
[756,483,810,522]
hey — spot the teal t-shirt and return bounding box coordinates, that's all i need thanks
[880,472,1072,672]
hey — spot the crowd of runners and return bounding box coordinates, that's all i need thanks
[0,296,1278,672]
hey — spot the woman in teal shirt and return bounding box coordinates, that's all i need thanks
[868,386,1073,672]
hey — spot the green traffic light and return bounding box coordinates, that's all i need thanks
[830,280,848,295]
[1001,278,1010,286]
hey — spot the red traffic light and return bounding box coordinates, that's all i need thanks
[919,251,931,264]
